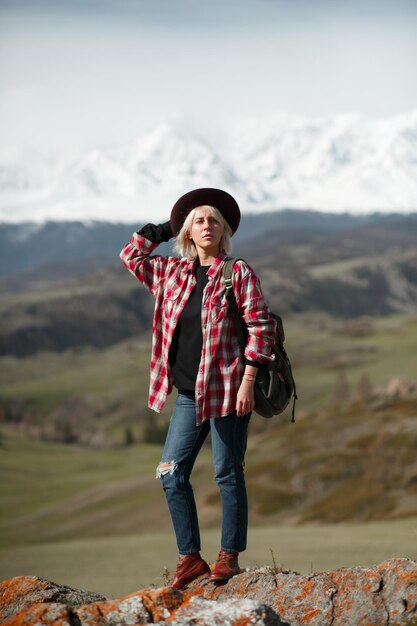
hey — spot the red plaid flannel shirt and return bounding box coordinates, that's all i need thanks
[120,232,276,424]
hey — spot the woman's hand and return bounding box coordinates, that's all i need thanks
[236,378,255,416]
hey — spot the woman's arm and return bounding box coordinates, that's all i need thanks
[235,261,276,365]
[233,261,276,416]
[236,363,258,416]
[120,221,173,296]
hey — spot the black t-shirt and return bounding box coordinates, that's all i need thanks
[169,265,210,393]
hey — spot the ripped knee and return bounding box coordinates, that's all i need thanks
[156,460,178,479]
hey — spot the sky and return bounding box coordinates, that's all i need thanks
[0,0,416,156]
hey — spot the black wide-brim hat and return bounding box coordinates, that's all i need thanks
[170,188,241,236]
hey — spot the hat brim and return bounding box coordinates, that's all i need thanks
[170,188,241,236]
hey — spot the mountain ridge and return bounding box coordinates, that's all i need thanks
[1,212,416,356]
[1,210,416,277]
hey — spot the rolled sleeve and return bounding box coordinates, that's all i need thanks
[236,263,276,364]
[120,231,168,296]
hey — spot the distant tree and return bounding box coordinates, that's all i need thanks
[143,410,168,444]
[21,411,34,433]
[124,426,135,446]
[334,369,351,407]
[61,421,78,444]
[357,372,373,404]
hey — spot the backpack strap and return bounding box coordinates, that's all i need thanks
[223,257,298,423]
[222,258,247,353]
[222,257,245,289]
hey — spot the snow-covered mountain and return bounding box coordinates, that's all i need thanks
[0,111,416,222]
[229,110,417,212]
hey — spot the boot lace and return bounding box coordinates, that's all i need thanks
[217,551,237,564]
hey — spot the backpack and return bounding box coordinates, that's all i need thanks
[222,258,297,421]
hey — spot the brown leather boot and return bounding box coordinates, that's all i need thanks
[210,550,241,582]
[170,552,210,589]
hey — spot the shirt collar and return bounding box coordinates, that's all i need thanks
[184,250,229,277]
[207,250,229,279]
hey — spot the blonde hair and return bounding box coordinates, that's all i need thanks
[173,205,233,260]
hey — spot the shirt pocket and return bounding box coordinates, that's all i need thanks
[210,292,230,322]
[163,286,181,318]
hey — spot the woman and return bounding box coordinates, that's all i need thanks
[120,188,276,589]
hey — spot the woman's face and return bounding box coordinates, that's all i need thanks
[189,206,224,257]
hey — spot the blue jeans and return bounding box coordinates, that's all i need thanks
[157,392,251,555]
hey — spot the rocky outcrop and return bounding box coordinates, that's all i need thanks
[186,558,417,625]
[385,377,417,399]
[1,558,416,626]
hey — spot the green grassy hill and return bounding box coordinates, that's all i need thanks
[1,313,416,595]
[1,313,416,440]
[1,395,417,595]
[1,314,416,546]
[1,215,416,594]
[1,520,416,597]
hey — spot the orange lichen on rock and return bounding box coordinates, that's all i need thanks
[377,558,417,624]
[402,572,417,584]
[0,576,50,622]
[329,566,386,626]
[165,595,280,626]
[272,573,334,626]
[0,573,106,624]
[140,587,184,622]
[302,607,322,622]
[76,592,149,625]
[294,579,315,601]
[1,602,73,626]
[1,558,417,625]
[186,569,335,626]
